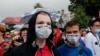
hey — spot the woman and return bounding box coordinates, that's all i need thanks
[19,27,28,43]
[0,24,7,56]
[10,11,60,56]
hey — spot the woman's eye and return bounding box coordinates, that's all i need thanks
[37,22,44,24]
[48,26,51,29]
[37,21,51,25]
[47,22,51,25]
[38,26,42,28]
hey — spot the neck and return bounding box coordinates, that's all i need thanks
[22,36,27,42]
[66,41,79,47]
[91,30,96,36]
[36,38,46,48]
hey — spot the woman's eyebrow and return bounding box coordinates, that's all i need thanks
[37,21,44,24]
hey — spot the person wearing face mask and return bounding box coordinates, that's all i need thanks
[84,18,100,56]
[58,21,92,56]
[9,10,60,56]
[98,32,100,38]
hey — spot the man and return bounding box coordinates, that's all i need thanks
[85,18,100,56]
[58,21,92,56]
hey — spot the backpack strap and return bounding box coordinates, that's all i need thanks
[78,46,85,56]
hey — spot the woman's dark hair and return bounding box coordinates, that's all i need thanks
[20,27,28,36]
[88,18,100,27]
[27,11,54,43]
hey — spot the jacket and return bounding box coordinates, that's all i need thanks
[10,39,60,56]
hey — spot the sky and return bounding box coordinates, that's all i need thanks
[0,0,70,22]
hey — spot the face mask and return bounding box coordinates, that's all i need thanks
[94,29,100,33]
[36,24,52,39]
[65,34,80,44]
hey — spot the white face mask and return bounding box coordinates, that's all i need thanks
[65,34,80,44]
[94,29,100,33]
[35,24,52,39]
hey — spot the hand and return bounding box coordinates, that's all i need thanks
[13,41,22,46]
[12,35,20,41]
[12,35,23,46]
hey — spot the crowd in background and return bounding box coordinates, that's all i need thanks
[0,8,100,56]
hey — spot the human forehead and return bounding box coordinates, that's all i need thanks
[65,25,80,32]
[93,21,100,25]
[36,13,51,24]
[22,30,27,32]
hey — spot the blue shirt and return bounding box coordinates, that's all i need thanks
[79,38,85,46]
[58,44,92,56]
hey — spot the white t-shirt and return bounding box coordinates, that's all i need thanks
[81,37,85,41]
[84,32,100,56]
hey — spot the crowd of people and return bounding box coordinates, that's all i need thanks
[0,8,100,56]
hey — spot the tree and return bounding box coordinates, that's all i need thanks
[6,24,14,30]
[69,0,100,17]
[34,3,43,9]
[69,0,100,28]
[71,5,91,28]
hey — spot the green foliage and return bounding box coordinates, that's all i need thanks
[6,24,14,30]
[34,3,43,9]
[69,0,100,16]
[70,0,100,4]
[69,0,100,28]
[71,5,91,28]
